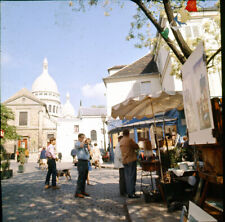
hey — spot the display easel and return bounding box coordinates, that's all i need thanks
[193,98,223,221]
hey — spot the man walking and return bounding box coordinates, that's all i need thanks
[45,137,60,190]
[75,133,90,198]
[120,129,140,198]
[114,135,126,196]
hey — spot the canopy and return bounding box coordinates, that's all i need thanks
[111,91,184,120]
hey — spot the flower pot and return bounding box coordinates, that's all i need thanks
[18,164,24,173]
[0,169,13,179]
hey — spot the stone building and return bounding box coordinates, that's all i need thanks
[3,58,107,162]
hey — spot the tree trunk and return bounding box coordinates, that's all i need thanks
[163,0,192,59]
[131,0,186,64]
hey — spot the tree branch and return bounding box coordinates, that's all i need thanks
[163,0,192,59]
[130,0,186,64]
[206,47,221,65]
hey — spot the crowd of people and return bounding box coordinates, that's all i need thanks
[40,129,191,199]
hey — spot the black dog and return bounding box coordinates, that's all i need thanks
[56,169,71,182]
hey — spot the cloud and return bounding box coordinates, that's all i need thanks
[81,82,106,104]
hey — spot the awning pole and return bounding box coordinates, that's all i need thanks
[150,98,164,183]
[163,113,170,169]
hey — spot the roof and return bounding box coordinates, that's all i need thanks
[79,107,107,117]
[107,65,127,71]
[104,53,159,80]
[32,58,59,94]
[3,88,46,105]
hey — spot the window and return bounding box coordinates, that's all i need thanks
[53,106,55,113]
[47,134,54,139]
[56,107,58,113]
[140,81,151,95]
[44,93,47,95]
[49,105,52,112]
[91,130,97,141]
[74,125,79,133]
[39,93,43,95]
[19,112,28,126]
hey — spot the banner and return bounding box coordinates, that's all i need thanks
[181,42,215,144]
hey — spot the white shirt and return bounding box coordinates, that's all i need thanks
[45,144,57,159]
[114,142,124,169]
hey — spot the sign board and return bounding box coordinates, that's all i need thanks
[181,42,216,145]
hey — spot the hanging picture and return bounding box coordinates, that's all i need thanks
[181,42,215,145]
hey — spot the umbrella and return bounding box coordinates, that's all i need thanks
[111,90,184,182]
[112,91,183,120]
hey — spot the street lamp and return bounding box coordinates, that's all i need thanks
[101,115,106,152]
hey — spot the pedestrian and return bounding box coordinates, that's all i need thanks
[58,152,62,162]
[16,150,20,162]
[39,147,47,170]
[25,148,29,163]
[120,129,140,198]
[86,138,93,185]
[114,134,126,196]
[74,133,90,198]
[44,137,60,190]
[71,147,77,166]
[92,143,102,169]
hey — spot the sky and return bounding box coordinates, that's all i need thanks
[1,0,217,113]
[1,0,151,113]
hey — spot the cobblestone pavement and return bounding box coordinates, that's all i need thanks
[2,162,129,222]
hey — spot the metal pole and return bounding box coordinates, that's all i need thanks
[150,98,164,183]
[163,114,170,169]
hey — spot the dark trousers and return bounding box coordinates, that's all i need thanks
[124,161,137,196]
[76,159,88,194]
[45,159,57,186]
[119,168,126,195]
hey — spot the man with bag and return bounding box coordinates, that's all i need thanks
[120,129,140,198]
[44,137,60,190]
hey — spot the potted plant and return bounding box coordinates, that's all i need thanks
[0,145,13,179]
[18,147,25,173]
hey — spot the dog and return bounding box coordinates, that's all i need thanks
[56,169,71,182]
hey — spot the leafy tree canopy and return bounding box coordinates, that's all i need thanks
[1,104,20,144]
[69,0,221,70]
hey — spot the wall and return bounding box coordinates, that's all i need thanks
[106,75,161,116]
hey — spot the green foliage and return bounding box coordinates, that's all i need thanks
[1,104,20,144]
[0,145,10,171]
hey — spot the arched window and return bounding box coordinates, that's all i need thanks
[56,106,58,113]
[91,130,97,141]
[53,105,55,113]
[49,105,51,112]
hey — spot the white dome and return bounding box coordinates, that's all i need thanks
[62,93,75,117]
[32,58,59,94]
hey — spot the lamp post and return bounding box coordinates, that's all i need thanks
[101,115,106,152]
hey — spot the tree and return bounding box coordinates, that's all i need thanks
[69,0,221,67]
[1,104,20,144]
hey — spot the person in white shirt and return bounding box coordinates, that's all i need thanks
[114,135,126,196]
[44,137,60,190]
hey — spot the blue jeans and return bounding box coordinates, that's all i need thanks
[124,161,137,196]
[76,160,88,194]
[45,159,57,186]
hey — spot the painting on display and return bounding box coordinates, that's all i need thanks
[181,42,215,145]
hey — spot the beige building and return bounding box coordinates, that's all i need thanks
[3,88,57,154]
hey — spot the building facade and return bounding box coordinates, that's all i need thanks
[3,58,107,162]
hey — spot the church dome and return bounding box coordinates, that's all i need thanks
[62,93,75,117]
[32,58,59,94]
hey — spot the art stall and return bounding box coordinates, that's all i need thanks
[180,42,223,221]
